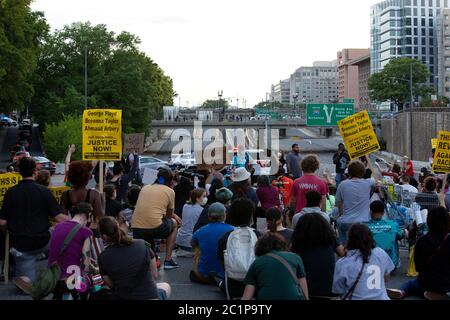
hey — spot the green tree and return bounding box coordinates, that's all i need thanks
[0,0,48,112]
[368,57,434,110]
[43,115,82,162]
[201,99,229,109]
[31,22,174,134]
[253,101,284,109]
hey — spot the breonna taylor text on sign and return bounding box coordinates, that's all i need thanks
[432,131,450,173]
[337,110,380,160]
[83,109,122,161]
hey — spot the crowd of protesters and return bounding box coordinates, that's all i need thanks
[0,141,448,301]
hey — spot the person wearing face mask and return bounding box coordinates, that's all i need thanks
[175,188,207,258]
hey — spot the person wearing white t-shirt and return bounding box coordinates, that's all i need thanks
[400,175,418,195]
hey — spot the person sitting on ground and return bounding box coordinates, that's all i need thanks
[190,203,234,285]
[335,159,375,244]
[289,154,329,218]
[266,207,294,244]
[325,184,336,214]
[292,190,330,229]
[36,170,51,187]
[108,153,139,204]
[104,184,122,219]
[388,207,450,300]
[98,216,171,300]
[382,163,401,184]
[256,175,281,213]
[241,232,309,300]
[132,168,181,270]
[176,188,207,258]
[193,187,233,233]
[364,200,406,269]
[206,178,224,206]
[228,167,259,207]
[400,175,419,195]
[48,203,94,300]
[216,198,261,299]
[205,171,224,197]
[415,176,441,211]
[174,173,194,219]
[0,157,68,293]
[121,185,141,228]
[332,224,395,300]
[291,213,345,298]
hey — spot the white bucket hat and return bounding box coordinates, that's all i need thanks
[231,167,251,182]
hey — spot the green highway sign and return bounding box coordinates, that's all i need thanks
[306,103,355,127]
[343,98,355,103]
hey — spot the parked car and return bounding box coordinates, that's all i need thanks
[33,156,56,175]
[139,156,169,170]
[169,153,196,169]
[1,117,14,127]
[10,145,26,162]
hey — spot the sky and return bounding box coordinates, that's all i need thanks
[31,0,382,108]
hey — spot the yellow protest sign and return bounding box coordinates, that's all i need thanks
[83,109,122,160]
[432,131,450,173]
[0,173,22,207]
[49,186,70,204]
[338,110,380,160]
[431,138,438,149]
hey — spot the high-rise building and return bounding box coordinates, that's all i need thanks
[349,55,372,111]
[270,79,291,105]
[437,8,450,97]
[371,0,450,96]
[289,61,338,105]
[337,49,370,110]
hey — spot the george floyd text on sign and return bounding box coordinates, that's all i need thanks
[82,109,122,161]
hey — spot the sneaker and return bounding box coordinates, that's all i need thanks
[208,271,223,287]
[164,259,179,270]
[424,291,450,300]
[387,288,405,300]
[13,277,32,295]
[176,249,194,258]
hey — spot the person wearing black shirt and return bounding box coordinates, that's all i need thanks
[389,207,450,300]
[104,184,123,218]
[0,157,68,293]
[108,154,139,204]
[332,143,350,187]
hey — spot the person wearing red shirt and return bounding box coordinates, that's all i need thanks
[289,154,329,214]
[402,156,415,177]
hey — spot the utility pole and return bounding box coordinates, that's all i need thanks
[85,46,88,109]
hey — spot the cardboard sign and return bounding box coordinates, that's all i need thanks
[143,168,159,185]
[432,131,450,173]
[0,173,22,207]
[124,133,145,155]
[338,110,380,160]
[49,186,70,204]
[82,109,122,160]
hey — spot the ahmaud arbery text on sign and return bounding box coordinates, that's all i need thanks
[82,109,122,161]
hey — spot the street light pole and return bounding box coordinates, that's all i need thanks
[409,62,413,109]
[85,46,88,109]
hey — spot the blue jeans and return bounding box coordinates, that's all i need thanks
[337,222,353,245]
[400,279,425,298]
[10,244,49,282]
[335,173,345,188]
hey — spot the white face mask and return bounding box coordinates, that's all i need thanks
[201,197,208,206]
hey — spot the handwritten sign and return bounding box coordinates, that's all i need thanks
[0,173,22,207]
[432,131,450,173]
[338,111,380,160]
[124,133,145,155]
[83,109,122,160]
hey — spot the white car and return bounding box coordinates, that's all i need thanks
[139,156,169,170]
[169,153,196,168]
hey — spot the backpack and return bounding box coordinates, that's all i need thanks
[31,223,82,300]
[223,227,257,281]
